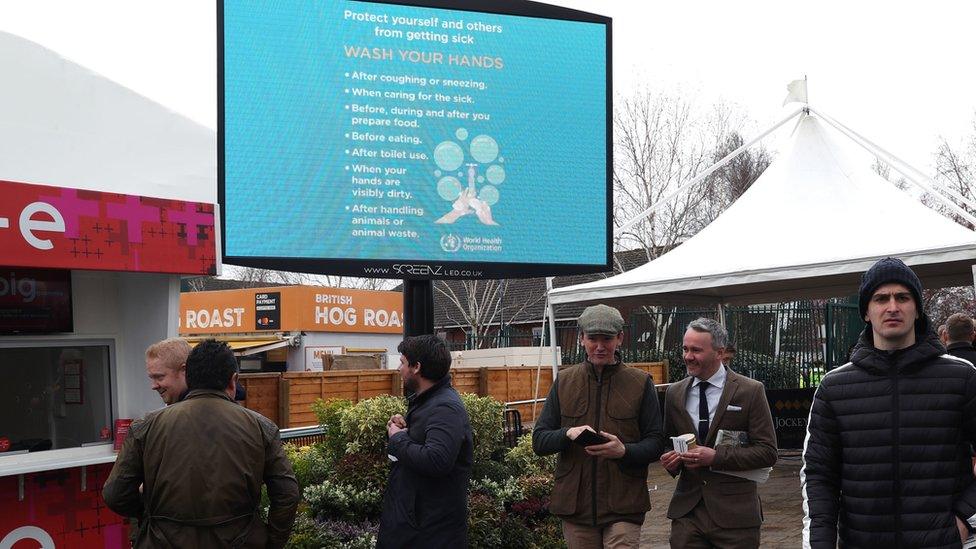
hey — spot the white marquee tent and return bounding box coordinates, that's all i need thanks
[549,113,976,309]
[0,31,215,204]
[0,31,217,424]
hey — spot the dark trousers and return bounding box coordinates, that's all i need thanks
[669,501,760,549]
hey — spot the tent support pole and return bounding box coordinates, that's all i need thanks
[716,303,726,326]
[812,107,976,213]
[616,107,807,235]
[972,265,976,303]
[546,277,560,380]
[811,108,976,228]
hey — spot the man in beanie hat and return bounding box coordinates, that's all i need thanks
[533,304,666,548]
[802,257,976,548]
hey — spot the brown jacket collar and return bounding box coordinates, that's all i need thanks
[183,388,234,402]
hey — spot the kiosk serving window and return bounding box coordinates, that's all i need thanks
[0,343,113,453]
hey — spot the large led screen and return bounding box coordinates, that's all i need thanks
[220,0,610,278]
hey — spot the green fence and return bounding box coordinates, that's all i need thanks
[446,299,864,390]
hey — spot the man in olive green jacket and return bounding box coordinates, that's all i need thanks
[104,340,299,548]
[533,304,666,548]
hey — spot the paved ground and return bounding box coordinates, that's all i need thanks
[639,454,804,548]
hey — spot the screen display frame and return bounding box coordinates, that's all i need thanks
[0,268,74,335]
[218,0,612,279]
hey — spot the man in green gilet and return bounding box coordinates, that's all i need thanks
[533,304,666,548]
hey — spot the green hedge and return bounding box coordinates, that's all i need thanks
[285,395,565,549]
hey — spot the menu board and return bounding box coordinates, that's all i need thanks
[220,0,610,278]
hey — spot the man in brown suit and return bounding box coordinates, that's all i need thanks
[533,304,665,548]
[104,340,299,548]
[661,318,777,548]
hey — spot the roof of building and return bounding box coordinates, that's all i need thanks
[433,248,651,328]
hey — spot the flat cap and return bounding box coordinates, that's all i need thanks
[578,304,624,336]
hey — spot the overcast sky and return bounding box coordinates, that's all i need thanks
[2,0,974,172]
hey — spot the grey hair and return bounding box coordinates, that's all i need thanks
[687,318,728,350]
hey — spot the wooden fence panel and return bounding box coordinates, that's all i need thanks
[481,366,554,423]
[281,370,402,427]
[451,369,481,395]
[238,373,281,425]
[630,361,669,384]
[247,363,668,430]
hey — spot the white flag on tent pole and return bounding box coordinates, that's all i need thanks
[783,79,808,106]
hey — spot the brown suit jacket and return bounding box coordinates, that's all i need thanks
[663,368,777,529]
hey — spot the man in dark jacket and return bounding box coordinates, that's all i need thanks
[945,312,976,365]
[104,340,299,548]
[377,335,473,549]
[532,304,666,548]
[802,257,976,548]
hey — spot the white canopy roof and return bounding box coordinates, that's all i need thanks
[551,114,976,307]
[0,32,216,204]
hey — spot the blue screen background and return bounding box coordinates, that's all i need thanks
[224,0,607,265]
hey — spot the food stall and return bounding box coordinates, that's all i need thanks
[179,285,404,371]
[0,32,217,547]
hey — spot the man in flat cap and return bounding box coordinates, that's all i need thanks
[533,304,666,548]
[802,257,976,548]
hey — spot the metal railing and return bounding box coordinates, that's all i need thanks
[280,425,326,446]
[444,299,864,390]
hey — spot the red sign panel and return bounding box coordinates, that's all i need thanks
[0,179,217,275]
[0,268,72,334]
[0,464,128,548]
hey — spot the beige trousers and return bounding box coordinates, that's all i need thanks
[562,520,642,549]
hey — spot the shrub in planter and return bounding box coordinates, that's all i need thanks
[304,479,383,522]
[310,398,353,461]
[470,457,515,483]
[317,519,378,549]
[459,393,505,463]
[339,395,406,455]
[518,474,554,501]
[497,513,534,548]
[469,475,524,505]
[333,451,389,491]
[527,514,567,549]
[506,433,555,477]
[284,508,331,549]
[284,443,332,489]
[467,491,504,549]
[509,496,550,522]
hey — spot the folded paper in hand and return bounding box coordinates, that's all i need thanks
[671,433,697,453]
[711,429,772,483]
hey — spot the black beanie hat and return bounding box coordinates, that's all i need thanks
[858,257,925,321]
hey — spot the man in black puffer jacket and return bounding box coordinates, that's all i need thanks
[802,257,976,548]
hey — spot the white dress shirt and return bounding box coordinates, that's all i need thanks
[685,364,727,430]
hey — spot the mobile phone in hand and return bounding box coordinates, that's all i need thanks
[572,429,610,447]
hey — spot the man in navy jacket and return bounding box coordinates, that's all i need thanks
[377,335,473,549]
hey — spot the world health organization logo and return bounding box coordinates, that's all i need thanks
[440,233,461,253]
